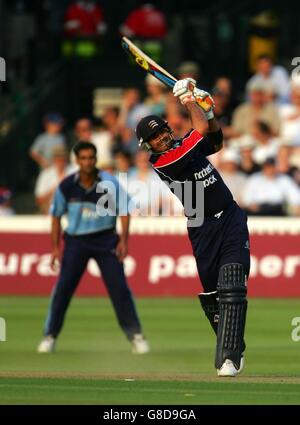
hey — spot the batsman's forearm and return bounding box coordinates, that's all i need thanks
[185,102,209,135]
[51,216,62,250]
[119,215,130,242]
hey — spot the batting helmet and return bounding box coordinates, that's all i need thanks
[136,115,169,151]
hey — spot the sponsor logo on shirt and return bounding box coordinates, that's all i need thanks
[81,207,99,219]
[194,164,215,180]
[203,174,217,188]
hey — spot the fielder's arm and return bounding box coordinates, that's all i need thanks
[51,216,62,270]
[116,215,130,262]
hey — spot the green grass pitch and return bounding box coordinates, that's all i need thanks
[0,296,300,404]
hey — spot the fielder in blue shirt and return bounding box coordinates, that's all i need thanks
[37,141,150,354]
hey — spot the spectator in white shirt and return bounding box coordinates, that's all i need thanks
[218,149,247,207]
[35,146,75,214]
[243,157,300,216]
[279,85,300,146]
[246,55,290,104]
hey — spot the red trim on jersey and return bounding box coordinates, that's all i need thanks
[153,130,203,169]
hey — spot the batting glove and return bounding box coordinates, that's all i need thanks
[193,87,215,120]
[173,78,197,105]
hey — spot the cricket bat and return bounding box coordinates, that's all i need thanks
[121,36,213,111]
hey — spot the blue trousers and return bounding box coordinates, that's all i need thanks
[188,201,251,292]
[44,230,142,340]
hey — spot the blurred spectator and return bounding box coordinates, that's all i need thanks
[30,113,66,169]
[277,144,300,186]
[238,137,260,175]
[70,118,93,146]
[63,0,106,37]
[114,150,134,188]
[118,88,151,154]
[164,92,182,118]
[69,117,92,165]
[214,77,232,99]
[231,80,280,136]
[144,74,167,116]
[127,150,160,216]
[251,120,280,165]
[165,109,191,139]
[277,144,292,175]
[34,146,75,214]
[243,158,300,216]
[120,3,167,39]
[279,86,300,146]
[218,149,247,206]
[0,187,15,216]
[211,79,235,140]
[246,55,290,104]
[177,61,201,82]
[91,118,114,170]
[102,106,120,139]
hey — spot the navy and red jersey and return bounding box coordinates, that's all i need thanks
[150,129,233,217]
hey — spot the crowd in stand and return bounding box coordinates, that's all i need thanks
[27,54,300,217]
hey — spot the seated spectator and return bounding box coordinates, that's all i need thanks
[238,137,261,175]
[91,118,114,170]
[279,85,300,146]
[246,54,290,104]
[64,0,106,37]
[30,113,66,169]
[165,109,191,139]
[118,88,151,154]
[34,146,75,214]
[0,187,15,216]
[231,80,280,137]
[69,117,93,164]
[211,80,235,141]
[102,106,120,140]
[243,157,300,216]
[251,120,280,165]
[114,150,134,188]
[218,149,247,207]
[74,118,93,143]
[177,61,201,83]
[144,74,167,117]
[277,144,300,186]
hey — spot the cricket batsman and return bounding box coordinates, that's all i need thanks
[136,79,250,377]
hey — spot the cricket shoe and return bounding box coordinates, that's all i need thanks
[37,336,56,353]
[131,334,150,354]
[217,355,244,377]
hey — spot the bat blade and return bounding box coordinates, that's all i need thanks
[121,36,177,89]
[121,37,213,112]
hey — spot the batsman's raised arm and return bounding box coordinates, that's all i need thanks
[173,78,223,154]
